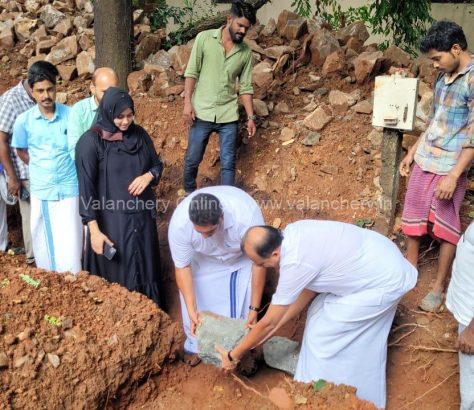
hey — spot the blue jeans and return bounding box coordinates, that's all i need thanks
[183,118,238,192]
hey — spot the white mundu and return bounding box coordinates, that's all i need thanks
[272,220,417,409]
[168,186,264,353]
[30,194,82,274]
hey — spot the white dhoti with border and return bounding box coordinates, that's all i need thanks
[181,256,253,353]
[295,283,415,409]
[30,194,82,274]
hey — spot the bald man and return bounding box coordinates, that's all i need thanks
[67,67,118,159]
[217,221,417,409]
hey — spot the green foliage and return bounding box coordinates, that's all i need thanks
[44,314,62,327]
[149,4,187,31]
[293,0,434,55]
[313,379,327,392]
[19,273,41,289]
[291,0,312,17]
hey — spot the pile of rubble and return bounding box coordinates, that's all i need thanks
[0,0,165,82]
[125,10,435,142]
[0,2,435,143]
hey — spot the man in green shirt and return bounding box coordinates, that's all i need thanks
[67,67,118,159]
[182,0,257,193]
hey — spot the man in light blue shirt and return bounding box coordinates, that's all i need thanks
[67,67,118,159]
[12,61,82,274]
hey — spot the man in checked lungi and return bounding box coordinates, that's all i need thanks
[399,21,474,312]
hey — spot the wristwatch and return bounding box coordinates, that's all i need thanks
[248,114,257,121]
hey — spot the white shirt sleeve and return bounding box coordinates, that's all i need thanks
[168,217,194,269]
[271,261,318,306]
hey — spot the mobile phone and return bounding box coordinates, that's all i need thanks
[103,243,117,260]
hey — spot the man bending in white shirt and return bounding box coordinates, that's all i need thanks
[168,186,266,366]
[218,221,417,409]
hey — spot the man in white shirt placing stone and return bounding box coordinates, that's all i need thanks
[218,220,417,409]
[168,186,266,366]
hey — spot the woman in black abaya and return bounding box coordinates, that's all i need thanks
[75,87,162,306]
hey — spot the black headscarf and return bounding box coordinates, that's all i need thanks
[94,87,135,141]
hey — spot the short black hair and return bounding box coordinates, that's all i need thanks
[189,193,223,226]
[230,0,256,25]
[243,225,283,258]
[420,20,467,53]
[28,61,59,88]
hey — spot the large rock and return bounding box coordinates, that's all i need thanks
[274,101,289,114]
[0,20,14,49]
[144,50,170,74]
[75,50,94,77]
[261,17,276,36]
[127,70,152,93]
[252,61,273,88]
[301,131,321,146]
[46,35,78,65]
[322,49,345,76]
[263,336,300,375]
[36,38,58,55]
[53,16,73,36]
[253,99,269,117]
[276,10,307,40]
[336,21,369,45]
[346,36,363,53]
[24,0,41,13]
[165,84,184,96]
[309,29,340,66]
[196,312,247,366]
[135,32,161,65]
[353,51,383,83]
[303,107,333,131]
[31,24,47,42]
[57,63,77,83]
[244,38,265,54]
[353,99,373,114]
[329,90,356,111]
[416,91,433,123]
[73,15,89,30]
[307,17,331,34]
[40,5,66,28]
[78,31,94,51]
[414,57,437,85]
[264,45,294,60]
[367,129,382,146]
[14,16,37,42]
[148,71,170,97]
[168,44,191,75]
[384,45,411,67]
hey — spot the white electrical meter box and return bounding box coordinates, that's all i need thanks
[372,75,419,131]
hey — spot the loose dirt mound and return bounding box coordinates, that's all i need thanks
[0,254,183,409]
[125,361,377,410]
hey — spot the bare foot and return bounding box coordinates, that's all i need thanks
[182,352,201,367]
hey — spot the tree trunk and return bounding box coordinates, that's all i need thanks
[168,0,271,47]
[94,0,133,89]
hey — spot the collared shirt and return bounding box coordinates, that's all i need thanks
[168,186,263,269]
[272,221,416,306]
[67,95,98,160]
[447,221,474,326]
[0,81,35,180]
[415,57,474,175]
[11,103,78,201]
[184,27,254,123]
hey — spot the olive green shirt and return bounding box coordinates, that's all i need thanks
[184,27,254,123]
